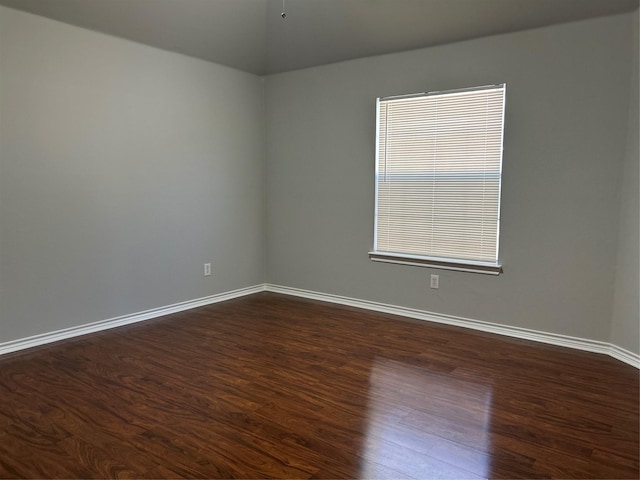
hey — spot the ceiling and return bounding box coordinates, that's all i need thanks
[0,0,637,75]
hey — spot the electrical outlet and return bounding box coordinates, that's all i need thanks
[430,274,439,289]
[204,263,211,276]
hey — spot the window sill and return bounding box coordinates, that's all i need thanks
[368,251,502,275]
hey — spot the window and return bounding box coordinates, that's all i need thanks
[369,84,506,275]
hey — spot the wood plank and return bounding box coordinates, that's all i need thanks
[0,292,637,478]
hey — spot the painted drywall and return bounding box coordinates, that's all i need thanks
[0,4,636,356]
[611,9,640,355]
[265,13,635,343]
[0,6,265,342]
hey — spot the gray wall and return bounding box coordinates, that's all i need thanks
[0,6,265,342]
[265,13,636,343]
[611,9,640,355]
[1,5,637,353]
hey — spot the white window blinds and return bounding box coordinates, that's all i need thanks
[371,84,506,274]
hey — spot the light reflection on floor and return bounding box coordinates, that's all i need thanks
[359,358,493,479]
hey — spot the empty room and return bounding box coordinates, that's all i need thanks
[0,0,638,478]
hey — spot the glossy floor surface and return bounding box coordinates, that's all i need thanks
[0,293,638,478]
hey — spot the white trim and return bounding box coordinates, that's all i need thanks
[0,284,266,356]
[369,251,502,275]
[265,284,640,369]
[608,344,640,369]
[380,84,505,102]
[2,282,637,370]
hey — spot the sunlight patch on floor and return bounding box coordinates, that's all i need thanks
[359,358,493,479]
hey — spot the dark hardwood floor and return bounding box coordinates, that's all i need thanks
[0,292,637,479]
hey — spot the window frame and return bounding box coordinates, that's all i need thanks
[369,84,506,275]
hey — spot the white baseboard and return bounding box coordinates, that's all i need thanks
[608,344,640,368]
[265,284,640,369]
[0,284,266,356]
[2,282,637,369]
